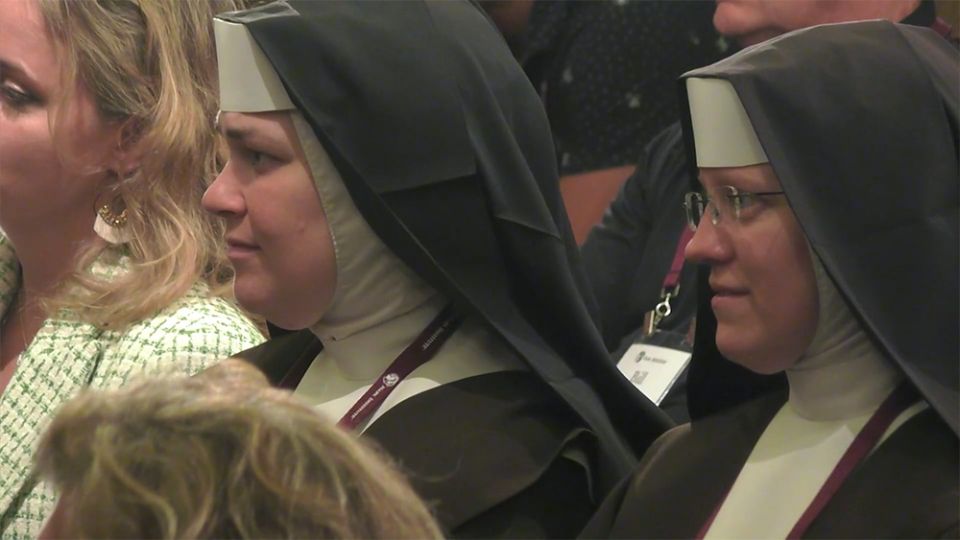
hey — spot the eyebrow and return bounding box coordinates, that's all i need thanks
[217,118,265,143]
[0,59,33,84]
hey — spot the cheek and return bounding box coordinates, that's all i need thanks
[0,109,107,228]
[0,115,60,195]
[774,222,820,354]
[243,191,338,329]
[0,118,78,232]
[716,216,818,372]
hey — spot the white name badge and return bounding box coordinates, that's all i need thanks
[617,343,691,405]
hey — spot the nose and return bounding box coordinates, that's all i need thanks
[202,161,245,218]
[684,215,732,265]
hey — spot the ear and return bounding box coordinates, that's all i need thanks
[106,118,146,180]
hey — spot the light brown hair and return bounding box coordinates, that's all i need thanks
[34,360,443,539]
[37,0,244,328]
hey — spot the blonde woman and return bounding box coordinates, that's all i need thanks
[33,360,442,539]
[0,0,264,536]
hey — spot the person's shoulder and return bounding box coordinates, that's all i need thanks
[633,390,785,474]
[126,283,259,336]
[99,283,265,382]
[645,122,686,168]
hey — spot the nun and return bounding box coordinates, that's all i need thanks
[202,1,671,537]
[582,20,958,538]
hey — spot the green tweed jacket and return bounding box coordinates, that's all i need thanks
[0,234,265,538]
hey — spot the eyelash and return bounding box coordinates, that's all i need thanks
[246,150,265,166]
[0,83,39,109]
[239,148,277,170]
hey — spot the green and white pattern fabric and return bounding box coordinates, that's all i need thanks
[0,233,265,538]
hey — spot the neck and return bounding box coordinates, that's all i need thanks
[1,277,47,367]
[834,0,921,24]
[0,219,101,358]
[3,215,100,302]
[787,332,900,421]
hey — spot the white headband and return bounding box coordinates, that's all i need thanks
[686,77,768,167]
[214,18,294,112]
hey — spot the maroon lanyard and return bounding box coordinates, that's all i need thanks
[696,382,918,539]
[664,227,694,291]
[337,304,463,430]
[647,227,694,335]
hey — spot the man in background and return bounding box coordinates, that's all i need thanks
[482,0,726,243]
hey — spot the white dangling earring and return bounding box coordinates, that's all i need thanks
[93,199,131,245]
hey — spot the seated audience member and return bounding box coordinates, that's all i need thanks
[582,20,958,538]
[579,0,952,421]
[481,0,727,242]
[33,360,442,539]
[204,1,671,536]
[0,0,264,535]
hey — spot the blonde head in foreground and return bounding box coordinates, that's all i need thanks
[33,360,442,539]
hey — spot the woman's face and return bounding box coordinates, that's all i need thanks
[0,0,117,242]
[203,111,336,330]
[685,164,819,374]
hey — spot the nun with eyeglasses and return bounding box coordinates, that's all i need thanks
[582,20,958,539]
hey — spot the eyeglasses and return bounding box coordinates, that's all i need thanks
[683,186,785,231]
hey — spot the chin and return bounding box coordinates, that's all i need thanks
[236,293,310,331]
[712,8,777,47]
[233,280,278,321]
[715,327,785,375]
[712,3,747,37]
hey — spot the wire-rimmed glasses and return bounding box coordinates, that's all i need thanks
[683,185,785,231]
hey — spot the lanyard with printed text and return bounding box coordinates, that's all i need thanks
[337,304,463,430]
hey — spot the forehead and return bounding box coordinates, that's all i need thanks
[0,0,59,89]
[699,164,781,191]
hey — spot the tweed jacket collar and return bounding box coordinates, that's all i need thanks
[0,234,104,525]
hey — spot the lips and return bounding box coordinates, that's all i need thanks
[709,279,748,314]
[225,237,259,258]
[709,280,748,297]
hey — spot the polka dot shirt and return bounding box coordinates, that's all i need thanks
[518,0,730,175]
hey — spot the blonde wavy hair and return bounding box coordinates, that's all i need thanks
[37,0,247,329]
[34,360,443,539]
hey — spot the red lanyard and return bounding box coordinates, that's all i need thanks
[647,227,694,335]
[696,382,918,539]
[664,227,693,291]
[337,304,463,430]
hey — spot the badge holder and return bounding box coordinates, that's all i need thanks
[617,228,694,406]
